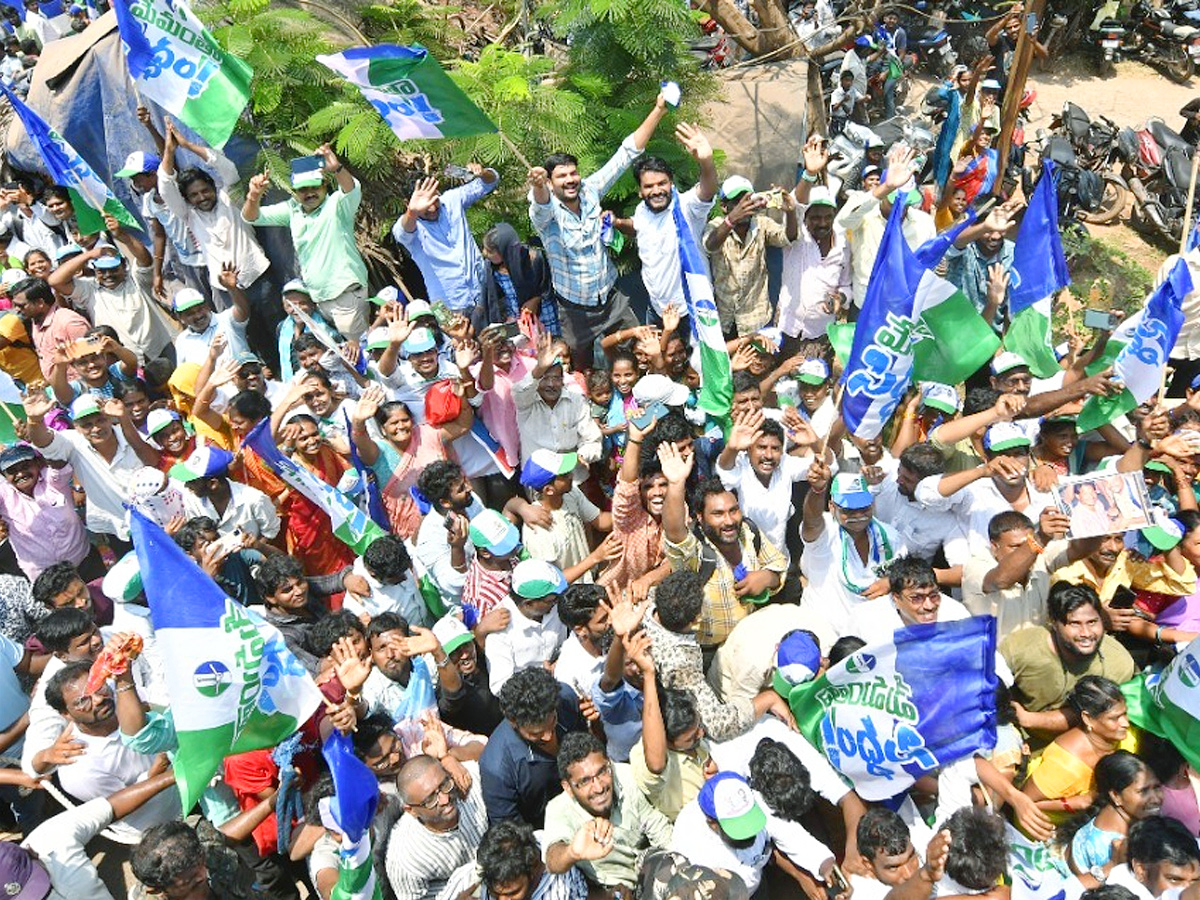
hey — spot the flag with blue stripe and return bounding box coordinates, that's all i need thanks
[343,410,389,531]
[322,731,384,900]
[243,419,387,556]
[130,510,323,814]
[785,616,998,801]
[0,84,139,236]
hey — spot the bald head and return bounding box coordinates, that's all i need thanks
[397,753,445,802]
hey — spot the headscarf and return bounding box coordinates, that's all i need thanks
[473,222,551,332]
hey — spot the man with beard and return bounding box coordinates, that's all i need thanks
[1001,581,1135,741]
[362,612,439,725]
[10,276,88,380]
[526,95,669,370]
[801,460,906,639]
[174,445,280,544]
[622,122,718,327]
[554,584,614,698]
[544,732,673,893]
[243,142,369,341]
[44,657,178,836]
[384,754,488,900]
[659,441,787,652]
[158,119,278,366]
[48,220,175,365]
[777,137,849,357]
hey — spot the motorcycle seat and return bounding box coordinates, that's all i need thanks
[1160,20,1197,36]
[917,30,949,45]
[1165,146,1195,189]
[1064,102,1092,141]
[1046,135,1078,167]
[1150,119,1193,153]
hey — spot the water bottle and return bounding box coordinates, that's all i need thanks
[443,164,476,182]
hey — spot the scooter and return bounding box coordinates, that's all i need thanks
[1124,0,1200,83]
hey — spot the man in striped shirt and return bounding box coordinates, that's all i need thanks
[384,754,487,900]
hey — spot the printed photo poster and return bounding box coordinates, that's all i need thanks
[1053,470,1152,539]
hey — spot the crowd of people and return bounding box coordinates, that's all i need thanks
[0,6,1197,900]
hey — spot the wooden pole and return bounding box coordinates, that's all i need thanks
[993,0,1045,198]
[1179,151,1200,255]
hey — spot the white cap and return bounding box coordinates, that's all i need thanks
[632,373,689,408]
[806,186,835,208]
[720,175,754,200]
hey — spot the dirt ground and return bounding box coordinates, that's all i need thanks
[910,51,1200,276]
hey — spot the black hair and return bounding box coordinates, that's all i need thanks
[963,387,1000,417]
[293,333,324,355]
[45,659,92,714]
[362,535,412,583]
[302,772,336,824]
[1080,888,1139,900]
[34,606,93,653]
[556,731,606,781]
[289,413,320,431]
[661,687,700,742]
[308,611,366,659]
[43,185,71,206]
[1141,731,1186,786]
[366,611,410,641]
[654,570,704,632]
[688,475,735,520]
[498,666,560,727]
[1047,580,1103,624]
[172,516,219,553]
[86,325,120,343]
[374,400,413,430]
[558,583,605,629]
[647,410,693,447]
[1178,508,1200,540]
[885,555,937,593]
[31,561,84,608]
[417,460,465,510]
[898,443,945,480]
[1127,815,1200,868]
[22,248,49,269]
[1095,750,1151,809]
[113,378,151,402]
[351,713,396,759]
[10,276,52,305]
[758,419,785,444]
[254,554,305,598]
[543,153,579,178]
[300,369,334,390]
[856,807,911,861]
[478,820,542,889]
[988,510,1034,542]
[828,635,866,667]
[176,168,216,199]
[131,821,205,890]
[1067,675,1125,720]
[941,807,1008,890]
[732,370,761,396]
[229,390,272,424]
[632,156,675,185]
[585,369,612,393]
[749,738,815,822]
[611,349,639,372]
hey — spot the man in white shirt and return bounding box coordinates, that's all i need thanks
[485,559,569,694]
[513,332,603,469]
[834,145,936,310]
[847,556,972,643]
[626,122,718,324]
[174,446,281,541]
[916,422,1056,559]
[1102,815,1200,900]
[170,282,250,367]
[669,771,772,894]
[716,411,812,563]
[554,583,611,698]
[801,462,907,638]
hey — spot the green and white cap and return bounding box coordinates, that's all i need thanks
[991,351,1030,375]
[468,508,520,556]
[919,382,959,415]
[101,551,144,602]
[698,772,767,840]
[432,614,474,655]
[983,422,1031,453]
[511,559,567,600]
[1143,514,1186,551]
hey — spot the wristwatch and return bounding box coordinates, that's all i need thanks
[1089,865,1108,884]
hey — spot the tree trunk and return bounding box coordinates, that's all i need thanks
[700,0,762,55]
[750,0,797,55]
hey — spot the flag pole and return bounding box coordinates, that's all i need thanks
[1179,151,1200,256]
[816,381,845,460]
[498,130,533,170]
[0,402,20,430]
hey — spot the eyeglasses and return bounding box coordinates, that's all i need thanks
[900,589,941,605]
[570,762,612,791]
[70,686,111,711]
[413,775,456,809]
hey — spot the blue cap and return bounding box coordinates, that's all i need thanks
[830,472,874,509]
[169,446,234,482]
[520,449,577,490]
[92,254,123,270]
[697,772,767,840]
[773,631,822,697]
[0,443,39,471]
[401,327,437,356]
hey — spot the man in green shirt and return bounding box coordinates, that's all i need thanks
[544,732,674,894]
[241,143,370,341]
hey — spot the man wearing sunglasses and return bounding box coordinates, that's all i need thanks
[384,753,487,900]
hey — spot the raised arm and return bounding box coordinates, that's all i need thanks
[801,455,832,542]
[657,441,694,544]
[318,142,354,195]
[675,122,718,202]
[105,214,151,269]
[347,384,384,467]
[136,105,166,154]
[105,398,161,467]
[631,93,670,152]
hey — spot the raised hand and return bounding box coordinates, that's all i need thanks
[136,105,152,127]
[352,383,385,424]
[883,144,917,190]
[101,398,126,420]
[993,392,1026,421]
[609,592,648,638]
[569,817,615,861]
[675,122,713,162]
[247,169,271,202]
[1038,508,1071,541]
[527,167,549,191]
[623,629,655,673]
[801,134,830,174]
[453,337,479,371]
[661,303,682,336]
[331,637,371,693]
[656,441,694,485]
[218,261,240,292]
[22,388,54,420]
[102,213,122,237]
[727,409,764,452]
[45,724,86,767]
[398,625,441,657]
[807,455,832,493]
[407,177,440,217]
[318,142,340,173]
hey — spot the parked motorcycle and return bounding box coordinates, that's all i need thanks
[1119,117,1198,245]
[1045,103,1129,224]
[911,28,959,77]
[1125,0,1200,83]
